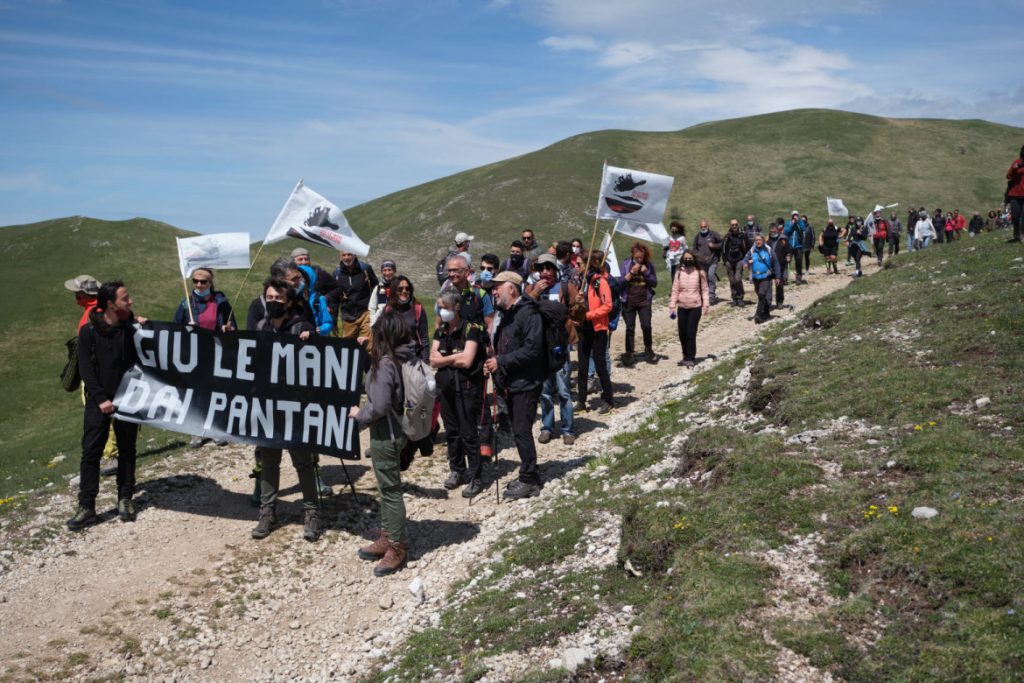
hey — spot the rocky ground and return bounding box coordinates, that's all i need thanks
[0,258,879,682]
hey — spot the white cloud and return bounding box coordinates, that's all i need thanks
[0,171,44,192]
[540,34,599,51]
[598,41,658,68]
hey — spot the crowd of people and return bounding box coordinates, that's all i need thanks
[64,145,1024,577]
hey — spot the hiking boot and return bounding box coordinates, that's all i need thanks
[504,479,541,500]
[373,540,407,577]
[66,506,97,531]
[462,478,485,499]
[443,470,467,490]
[358,530,391,560]
[303,508,322,542]
[597,400,614,416]
[117,498,136,523]
[562,434,576,446]
[644,348,657,364]
[214,439,228,447]
[574,400,589,414]
[251,506,276,540]
[538,430,553,444]
[620,352,635,367]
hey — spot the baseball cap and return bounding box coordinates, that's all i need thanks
[64,275,100,296]
[534,253,558,268]
[290,247,309,258]
[491,271,523,286]
[791,210,800,216]
[454,231,475,244]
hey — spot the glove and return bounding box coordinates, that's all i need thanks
[670,312,677,320]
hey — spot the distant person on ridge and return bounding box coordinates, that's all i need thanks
[1006,144,1024,242]
[968,211,984,236]
[329,251,378,348]
[913,210,936,250]
[67,280,145,531]
[692,220,722,305]
[932,208,946,245]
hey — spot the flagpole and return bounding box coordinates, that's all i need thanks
[587,160,607,260]
[181,277,195,324]
[228,241,267,324]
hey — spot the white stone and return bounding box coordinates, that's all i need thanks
[378,595,393,610]
[408,577,425,604]
[975,396,991,409]
[911,507,939,520]
[562,647,595,672]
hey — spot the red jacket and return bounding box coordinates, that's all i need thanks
[873,219,888,240]
[1008,159,1024,198]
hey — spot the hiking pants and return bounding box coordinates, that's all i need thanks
[889,235,901,256]
[675,307,702,362]
[257,447,318,510]
[906,231,915,253]
[79,402,138,509]
[753,278,773,321]
[725,260,745,302]
[1011,198,1024,241]
[540,359,573,437]
[774,265,787,306]
[622,304,653,354]
[702,262,718,301]
[439,380,483,480]
[578,326,613,407]
[873,237,886,262]
[338,310,372,351]
[803,249,811,271]
[368,417,407,542]
[507,387,542,485]
[790,250,804,281]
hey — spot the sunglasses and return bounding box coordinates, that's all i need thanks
[192,278,209,285]
[447,268,466,274]
[480,265,495,272]
[396,286,411,292]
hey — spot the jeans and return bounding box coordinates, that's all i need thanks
[676,307,702,361]
[368,416,407,542]
[906,231,915,253]
[540,360,573,436]
[507,387,542,485]
[439,379,484,479]
[725,260,745,301]
[79,403,138,508]
[578,326,613,406]
[622,304,653,354]
[257,446,318,510]
[919,236,932,249]
[702,262,718,300]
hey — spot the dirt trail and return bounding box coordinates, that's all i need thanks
[0,258,876,681]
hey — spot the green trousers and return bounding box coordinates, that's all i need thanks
[257,447,318,510]
[368,417,408,542]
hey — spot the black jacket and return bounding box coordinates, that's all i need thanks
[722,231,750,264]
[78,309,137,407]
[493,296,545,393]
[328,260,379,323]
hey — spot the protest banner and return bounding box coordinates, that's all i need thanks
[596,164,674,225]
[113,322,364,459]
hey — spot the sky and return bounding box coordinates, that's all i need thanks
[1,0,1021,234]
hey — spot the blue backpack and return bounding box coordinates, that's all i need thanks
[606,272,623,331]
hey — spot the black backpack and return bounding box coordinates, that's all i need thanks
[536,298,569,375]
[435,256,448,286]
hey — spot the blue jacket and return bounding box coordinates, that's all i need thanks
[298,265,335,336]
[744,245,781,282]
[784,218,807,250]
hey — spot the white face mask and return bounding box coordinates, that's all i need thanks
[572,246,580,254]
[439,308,456,323]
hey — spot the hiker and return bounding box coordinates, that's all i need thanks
[668,249,709,367]
[871,210,889,266]
[1007,144,1024,242]
[173,267,236,332]
[67,280,145,531]
[385,275,434,466]
[436,232,474,286]
[431,290,487,498]
[328,251,379,347]
[290,246,336,296]
[692,220,722,305]
[744,234,781,325]
[913,211,936,250]
[477,253,499,292]
[575,250,615,414]
[527,252,580,446]
[721,219,750,306]
[783,211,807,284]
[848,217,871,277]
[933,209,946,244]
[801,214,815,273]
[844,216,857,265]
[819,219,841,275]
[944,211,956,242]
[368,259,397,327]
[906,208,919,253]
[499,240,531,280]
[619,242,658,366]
[246,257,293,330]
[521,228,544,262]
[440,254,494,330]
[249,279,322,542]
[771,229,789,309]
[952,209,967,239]
[484,271,545,500]
[744,214,762,244]
[351,311,416,576]
[968,211,984,236]
[664,221,688,282]
[570,238,585,269]
[585,258,619,399]
[888,211,903,256]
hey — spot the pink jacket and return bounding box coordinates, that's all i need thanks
[669,266,709,313]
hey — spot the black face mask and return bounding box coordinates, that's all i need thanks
[510,254,524,267]
[266,301,287,319]
[682,259,695,267]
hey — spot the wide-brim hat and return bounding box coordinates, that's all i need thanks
[64,275,100,296]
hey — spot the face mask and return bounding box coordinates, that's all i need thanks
[572,246,580,254]
[439,308,456,323]
[510,254,524,267]
[682,259,695,267]
[193,288,209,298]
[266,301,287,319]
[747,221,753,226]
[479,270,493,283]
[294,281,305,295]
[700,228,709,234]
[114,308,132,321]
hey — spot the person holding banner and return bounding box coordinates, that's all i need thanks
[250,279,323,543]
[619,242,658,366]
[67,281,144,531]
[351,312,416,576]
[668,250,709,368]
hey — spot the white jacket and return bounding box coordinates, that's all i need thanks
[914,218,936,240]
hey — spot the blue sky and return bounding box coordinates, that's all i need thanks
[1,0,1021,234]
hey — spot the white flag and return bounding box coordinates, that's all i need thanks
[597,164,674,225]
[826,197,849,217]
[599,232,621,278]
[264,180,369,258]
[176,233,251,279]
[613,218,670,246]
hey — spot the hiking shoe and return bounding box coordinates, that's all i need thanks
[504,480,541,500]
[538,431,553,444]
[117,498,136,523]
[596,400,614,416]
[358,530,390,560]
[303,508,322,542]
[251,506,276,540]
[443,470,467,490]
[214,439,228,447]
[574,400,589,414]
[373,541,407,577]
[645,349,658,364]
[620,352,635,367]
[684,360,696,368]
[66,506,97,532]
[462,478,485,499]
[317,475,333,497]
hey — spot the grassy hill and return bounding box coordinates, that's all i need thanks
[0,108,1021,498]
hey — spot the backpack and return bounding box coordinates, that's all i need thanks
[60,336,81,392]
[750,248,772,280]
[435,256,448,286]
[395,356,439,441]
[537,298,569,375]
[605,274,623,331]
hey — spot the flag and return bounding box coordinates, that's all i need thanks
[596,164,674,225]
[176,233,251,279]
[826,197,849,217]
[264,180,369,258]
[599,232,621,278]
[871,203,899,213]
[613,218,670,246]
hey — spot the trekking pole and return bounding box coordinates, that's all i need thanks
[228,240,268,326]
[339,459,358,500]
